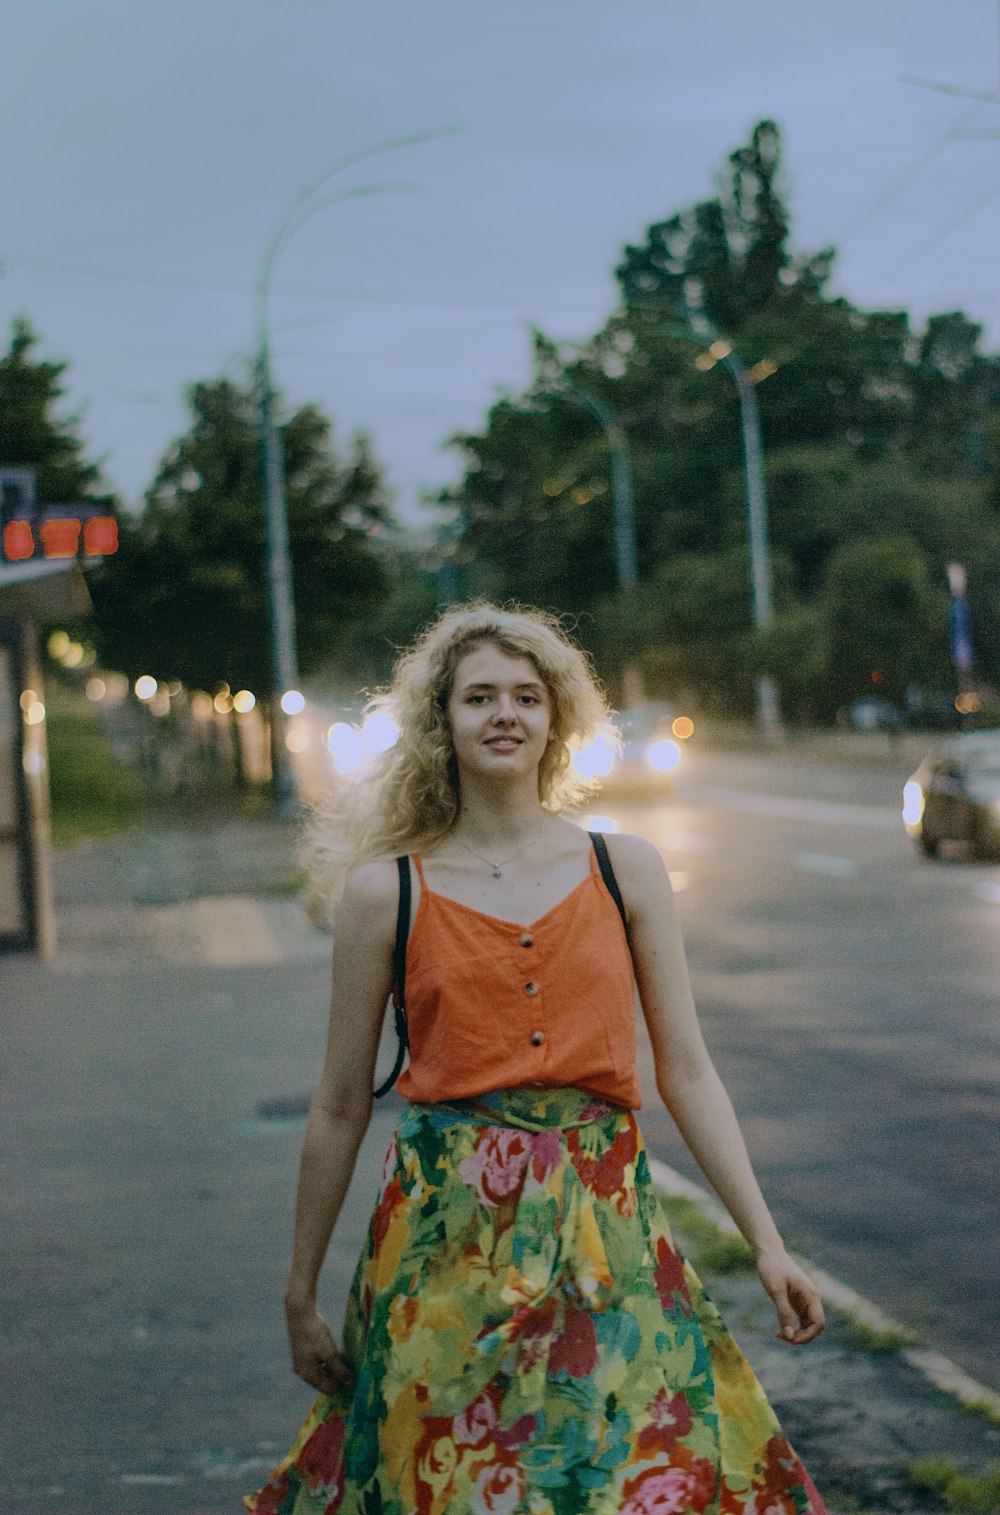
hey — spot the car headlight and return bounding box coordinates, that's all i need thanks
[901,781,925,826]
[647,738,681,773]
[326,721,366,775]
[571,736,617,780]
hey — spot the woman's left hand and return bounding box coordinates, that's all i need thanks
[755,1246,826,1345]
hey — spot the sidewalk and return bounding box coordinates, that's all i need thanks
[2,811,999,1515]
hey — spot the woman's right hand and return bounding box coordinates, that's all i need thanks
[284,1296,353,1395]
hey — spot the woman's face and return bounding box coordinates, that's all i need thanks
[446,642,553,784]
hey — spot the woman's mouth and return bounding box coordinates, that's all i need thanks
[485,737,522,751]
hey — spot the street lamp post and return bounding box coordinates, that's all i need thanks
[546,382,644,707]
[254,129,456,813]
[715,344,781,740]
[256,345,299,814]
[673,304,783,741]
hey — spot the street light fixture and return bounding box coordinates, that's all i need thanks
[256,184,408,814]
[254,127,458,814]
[658,300,783,742]
[542,382,643,707]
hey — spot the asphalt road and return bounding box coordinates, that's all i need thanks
[2,745,999,1512]
[598,746,1000,1388]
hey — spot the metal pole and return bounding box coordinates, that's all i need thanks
[258,343,300,815]
[720,350,781,740]
[681,306,782,740]
[253,159,441,812]
[558,384,643,706]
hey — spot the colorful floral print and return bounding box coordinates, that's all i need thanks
[245,1088,827,1515]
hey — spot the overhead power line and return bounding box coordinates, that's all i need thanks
[0,252,614,319]
[864,4,1000,293]
[870,175,1000,290]
[837,100,987,246]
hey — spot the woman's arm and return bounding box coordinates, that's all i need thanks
[609,832,825,1346]
[283,856,398,1390]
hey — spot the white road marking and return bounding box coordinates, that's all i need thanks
[119,1474,188,1485]
[140,897,284,965]
[668,871,690,893]
[685,785,898,830]
[975,880,1000,904]
[661,829,715,854]
[648,1156,1000,1419]
[202,1456,278,1480]
[195,897,283,965]
[795,852,859,878]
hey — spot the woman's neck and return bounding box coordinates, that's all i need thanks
[450,779,548,852]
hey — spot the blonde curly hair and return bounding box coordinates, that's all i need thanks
[302,601,618,924]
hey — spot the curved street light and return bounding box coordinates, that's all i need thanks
[543,382,643,708]
[660,305,782,741]
[255,127,458,813]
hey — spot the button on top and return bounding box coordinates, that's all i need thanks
[531,1030,545,1046]
[524,981,539,996]
[519,932,534,948]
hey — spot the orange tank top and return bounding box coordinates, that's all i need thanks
[394,842,641,1109]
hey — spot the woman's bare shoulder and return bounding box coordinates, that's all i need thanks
[601,830,664,871]
[601,831,668,895]
[341,855,401,912]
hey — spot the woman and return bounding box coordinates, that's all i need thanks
[246,603,828,1515]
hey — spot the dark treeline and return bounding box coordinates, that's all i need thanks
[441,121,1000,720]
[3,119,999,722]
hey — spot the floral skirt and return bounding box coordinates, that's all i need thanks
[245,1087,827,1515]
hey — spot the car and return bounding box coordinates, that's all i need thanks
[849,697,905,733]
[571,701,694,796]
[902,731,1000,861]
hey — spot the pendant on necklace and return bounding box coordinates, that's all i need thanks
[492,866,503,879]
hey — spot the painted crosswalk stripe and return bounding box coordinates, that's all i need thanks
[795,852,858,878]
[686,785,897,830]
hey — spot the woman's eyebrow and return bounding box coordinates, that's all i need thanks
[462,681,546,694]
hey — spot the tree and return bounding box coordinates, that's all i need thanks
[615,119,804,333]
[0,318,113,505]
[445,118,1000,721]
[90,374,391,693]
[821,536,949,709]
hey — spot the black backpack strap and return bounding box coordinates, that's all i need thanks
[374,856,411,1098]
[588,831,632,952]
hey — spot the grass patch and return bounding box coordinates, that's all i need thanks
[44,682,283,848]
[252,868,307,899]
[659,1194,757,1274]
[958,1398,1000,1430]
[842,1316,915,1354]
[46,683,142,846]
[908,1456,1000,1512]
[692,1232,758,1275]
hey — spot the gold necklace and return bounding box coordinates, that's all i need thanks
[456,826,546,879]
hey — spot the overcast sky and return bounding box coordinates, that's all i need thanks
[5,1,1000,525]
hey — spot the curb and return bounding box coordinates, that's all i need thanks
[648,1156,1000,1421]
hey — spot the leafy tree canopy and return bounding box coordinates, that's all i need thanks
[0,318,112,505]
[90,374,392,694]
[444,119,1000,715]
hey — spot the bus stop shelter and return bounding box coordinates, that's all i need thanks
[0,557,91,956]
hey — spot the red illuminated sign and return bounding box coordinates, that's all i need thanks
[40,518,82,558]
[84,516,118,555]
[2,521,35,561]
[1,506,119,564]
